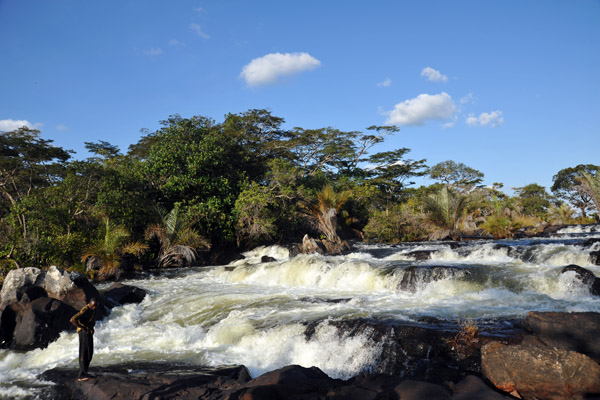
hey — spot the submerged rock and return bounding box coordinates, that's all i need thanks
[481,339,600,400]
[521,311,600,362]
[103,283,147,306]
[399,265,470,292]
[559,265,600,296]
[405,250,436,260]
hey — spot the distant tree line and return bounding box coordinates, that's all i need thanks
[1,109,598,280]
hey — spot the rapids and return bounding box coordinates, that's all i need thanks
[2,226,600,398]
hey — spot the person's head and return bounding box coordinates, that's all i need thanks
[88,298,97,309]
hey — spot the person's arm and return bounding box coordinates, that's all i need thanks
[70,306,90,332]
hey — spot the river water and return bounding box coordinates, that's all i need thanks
[1,225,600,398]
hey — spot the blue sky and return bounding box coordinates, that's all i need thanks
[1,1,599,191]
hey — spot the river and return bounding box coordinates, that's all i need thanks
[1,225,600,398]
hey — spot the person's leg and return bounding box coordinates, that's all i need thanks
[84,333,93,373]
[78,331,88,379]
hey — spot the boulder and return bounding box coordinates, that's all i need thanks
[260,256,277,263]
[12,297,76,350]
[393,380,451,400]
[590,250,600,266]
[560,264,600,295]
[521,311,600,361]
[451,375,513,400]
[103,283,147,306]
[299,235,325,254]
[481,340,600,400]
[406,250,435,261]
[399,265,470,292]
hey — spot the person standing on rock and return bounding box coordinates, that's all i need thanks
[70,298,97,381]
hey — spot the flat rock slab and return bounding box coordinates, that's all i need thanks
[39,362,251,400]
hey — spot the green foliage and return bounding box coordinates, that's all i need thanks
[578,171,600,213]
[363,203,429,242]
[551,164,600,217]
[513,183,553,218]
[424,186,471,240]
[429,160,484,189]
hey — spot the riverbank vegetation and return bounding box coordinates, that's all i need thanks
[1,109,599,281]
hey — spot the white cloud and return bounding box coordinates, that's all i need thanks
[377,78,392,87]
[169,39,185,47]
[384,92,456,126]
[57,124,69,131]
[421,66,448,83]
[0,119,42,132]
[466,110,504,127]
[240,52,321,87]
[459,93,476,104]
[143,47,163,56]
[189,23,210,39]
[194,7,204,12]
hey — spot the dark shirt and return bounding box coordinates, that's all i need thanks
[71,304,96,333]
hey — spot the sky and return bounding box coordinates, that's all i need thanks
[1,0,599,192]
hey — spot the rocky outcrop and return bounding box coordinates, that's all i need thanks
[398,265,470,292]
[521,311,600,361]
[559,265,600,296]
[481,339,600,400]
[260,256,277,263]
[11,297,77,351]
[406,250,436,260]
[103,283,147,306]
[39,363,513,400]
[295,235,351,256]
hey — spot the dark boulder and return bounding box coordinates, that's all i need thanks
[406,250,435,261]
[577,237,600,248]
[559,265,600,296]
[451,375,514,400]
[39,363,251,400]
[0,304,17,348]
[103,283,147,306]
[260,256,277,263]
[12,297,76,351]
[590,250,600,266]
[481,339,600,400]
[521,311,600,361]
[398,265,470,292]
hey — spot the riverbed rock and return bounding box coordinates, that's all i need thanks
[399,265,470,292]
[39,363,252,400]
[12,297,76,351]
[481,340,600,400]
[260,256,277,263]
[103,283,146,306]
[559,264,600,296]
[406,250,436,260]
[521,311,600,361]
[590,250,600,265]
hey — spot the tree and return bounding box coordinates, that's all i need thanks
[424,186,471,240]
[304,184,347,244]
[82,217,147,279]
[577,171,600,214]
[551,164,600,217]
[145,205,210,268]
[429,160,484,190]
[513,183,553,218]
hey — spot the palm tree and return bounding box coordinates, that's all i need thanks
[145,205,211,268]
[547,203,576,225]
[424,186,470,240]
[82,217,148,279]
[578,171,600,212]
[304,184,347,243]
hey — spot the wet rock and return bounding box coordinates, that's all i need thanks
[590,250,600,265]
[481,340,600,400]
[406,250,435,260]
[299,235,325,254]
[103,283,147,306]
[39,363,251,400]
[577,237,600,248]
[12,297,76,350]
[0,305,17,348]
[521,311,600,361]
[451,375,513,400]
[394,380,451,400]
[559,265,600,296]
[399,265,469,292]
[260,256,277,263]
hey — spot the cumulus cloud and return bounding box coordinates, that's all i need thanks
[377,78,392,87]
[57,124,69,131]
[459,93,476,104]
[384,92,456,126]
[240,52,321,86]
[169,39,185,47]
[421,67,448,82]
[189,23,210,39]
[0,119,42,132]
[466,110,504,127]
[143,47,163,56]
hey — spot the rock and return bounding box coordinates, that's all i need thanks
[394,380,451,400]
[481,340,600,400]
[260,256,277,263]
[38,362,251,400]
[560,264,600,295]
[406,250,435,260]
[577,238,600,248]
[590,250,600,265]
[521,311,600,361]
[399,265,470,292]
[0,267,45,308]
[451,375,513,400]
[0,304,17,348]
[12,297,76,350]
[299,235,325,254]
[103,283,147,306]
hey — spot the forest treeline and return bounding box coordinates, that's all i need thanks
[1,109,599,280]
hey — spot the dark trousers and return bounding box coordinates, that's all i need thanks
[78,330,93,378]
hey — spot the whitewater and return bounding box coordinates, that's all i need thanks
[1,225,600,399]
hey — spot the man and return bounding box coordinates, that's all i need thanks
[70,298,97,381]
